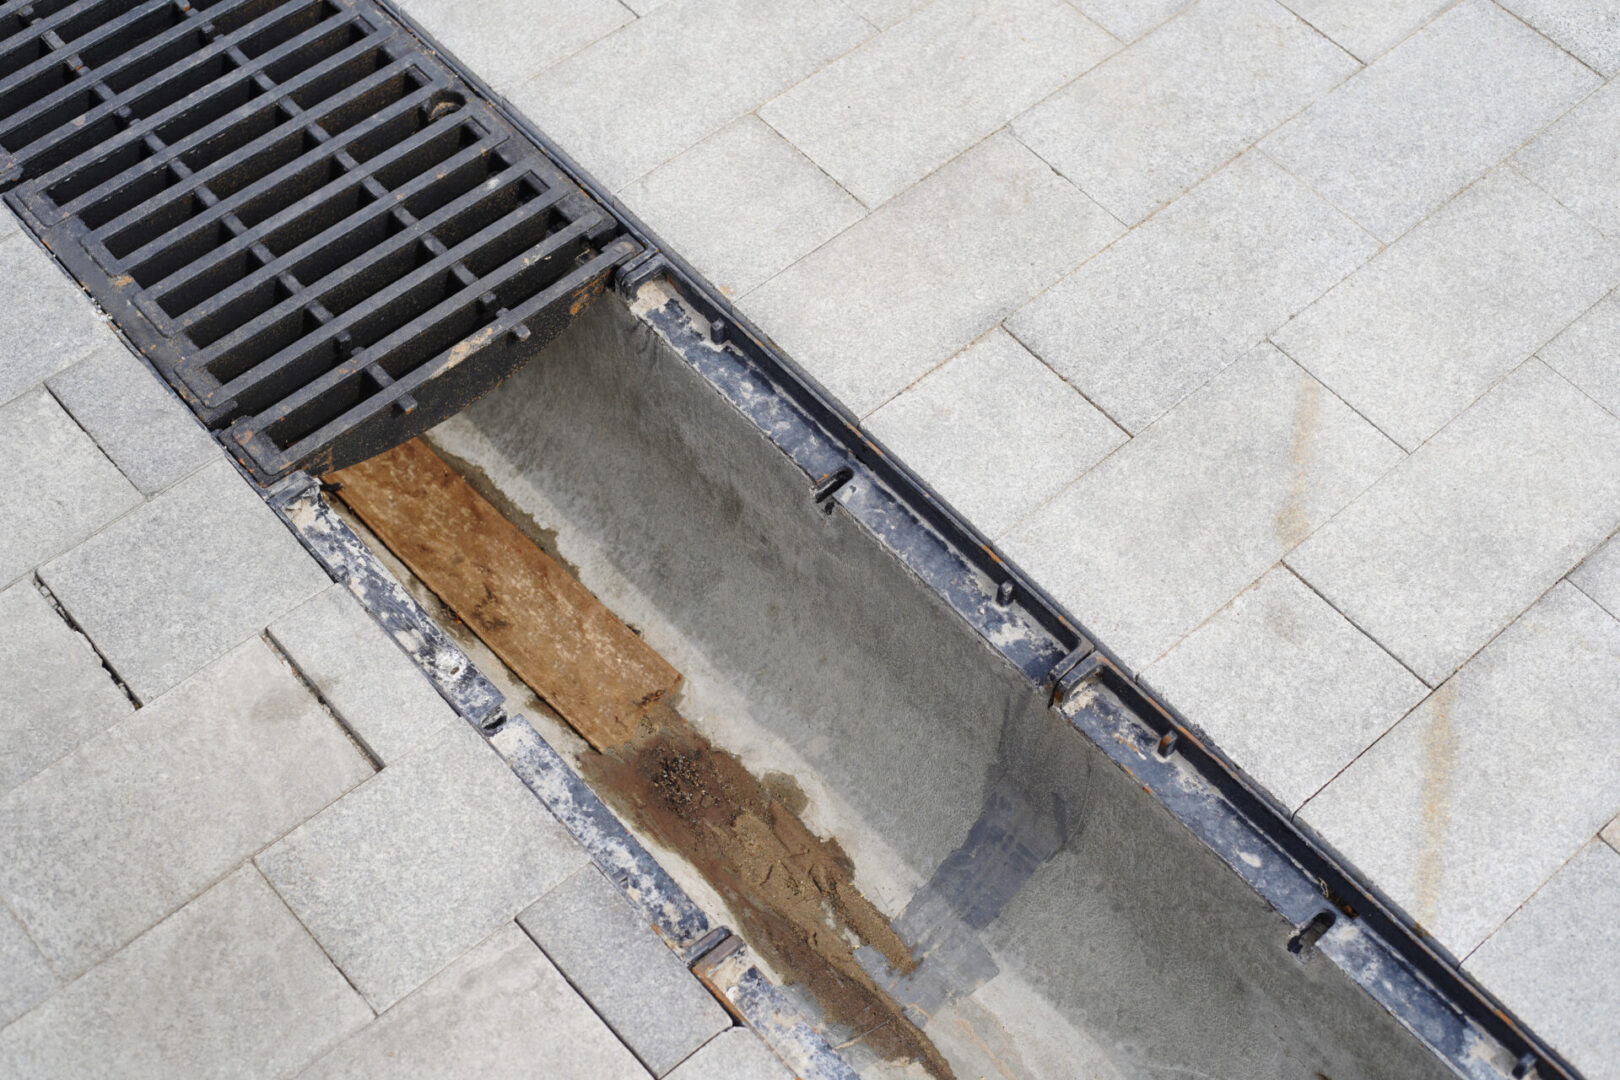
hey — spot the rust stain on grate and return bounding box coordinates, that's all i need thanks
[0,0,639,482]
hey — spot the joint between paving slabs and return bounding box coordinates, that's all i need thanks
[259,628,387,773]
[31,572,141,710]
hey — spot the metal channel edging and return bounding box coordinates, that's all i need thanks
[374,8,1581,1078]
[264,471,859,1080]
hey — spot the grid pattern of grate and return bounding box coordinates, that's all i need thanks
[0,0,640,481]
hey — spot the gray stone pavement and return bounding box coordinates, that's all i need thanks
[0,215,788,1076]
[393,0,1620,1074]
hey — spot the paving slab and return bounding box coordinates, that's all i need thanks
[1286,359,1620,685]
[1000,343,1401,673]
[1278,0,1454,60]
[1012,0,1359,225]
[865,328,1125,539]
[0,579,131,797]
[1300,583,1620,956]
[39,458,331,702]
[257,721,590,1011]
[1571,532,1620,618]
[1498,0,1620,75]
[268,584,456,764]
[0,231,117,409]
[46,342,218,496]
[665,1027,793,1080]
[510,0,871,191]
[0,637,371,978]
[0,388,140,587]
[1539,290,1620,418]
[394,0,631,95]
[1273,167,1619,449]
[741,132,1121,418]
[0,902,54,1028]
[0,866,372,1080]
[1070,0,1193,40]
[1262,0,1597,242]
[296,923,647,1080]
[1513,78,1620,239]
[518,864,730,1076]
[1142,567,1427,812]
[1466,841,1620,1080]
[1006,150,1377,434]
[620,116,865,300]
[758,0,1116,207]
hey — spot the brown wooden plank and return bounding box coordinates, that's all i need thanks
[330,438,681,749]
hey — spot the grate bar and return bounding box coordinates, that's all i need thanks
[1,0,640,481]
[157,124,509,332]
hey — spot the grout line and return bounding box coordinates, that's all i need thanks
[250,860,380,1019]
[1487,0,1607,80]
[31,573,141,710]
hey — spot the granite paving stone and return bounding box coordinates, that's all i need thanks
[620,116,865,300]
[0,902,54,1028]
[665,1028,793,1080]
[842,0,930,28]
[742,132,1121,417]
[1013,0,1359,225]
[394,0,631,95]
[268,584,455,764]
[0,866,373,1080]
[1606,816,1620,850]
[257,721,590,1011]
[0,579,132,797]
[518,864,730,1076]
[864,328,1126,539]
[1278,0,1455,60]
[758,0,1116,207]
[1273,168,1620,449]
[1498,0,1620,75]
[1571,532,1620,618]
[1263,0,1597,242]
[1301,583,1620,956]
[46,342,218,496]
[1286,359,1620,685]
[1466,841,1620,1080]
[0,388,140,587]
[38,458,331,702]
[1069,0,1193,40]
[0,638,372,978]
[296,923,648,1080]
[1000,343,1402,673]
[1539,290,1620,418]
[1513,78,1620,239]
[0,231,118,409]
[1007,150,1377,434]
[511,0,871,191]
[1142,567,1427,812]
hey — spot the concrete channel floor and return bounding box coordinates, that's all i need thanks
[0,209,789,1076]
[386,0,1620,1075]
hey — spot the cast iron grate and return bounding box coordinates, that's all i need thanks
[0,0,640,482]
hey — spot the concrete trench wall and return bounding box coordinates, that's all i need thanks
[426,287,1456,1080]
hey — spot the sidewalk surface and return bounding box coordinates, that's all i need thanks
[0,212,788,1078]
[383,0,1620,1074]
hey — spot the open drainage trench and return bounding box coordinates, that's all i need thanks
[320,282,1458,1080]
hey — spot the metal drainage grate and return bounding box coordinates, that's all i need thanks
[0,0,640,482]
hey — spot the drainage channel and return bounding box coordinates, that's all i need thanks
[0,1,1579,1079]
